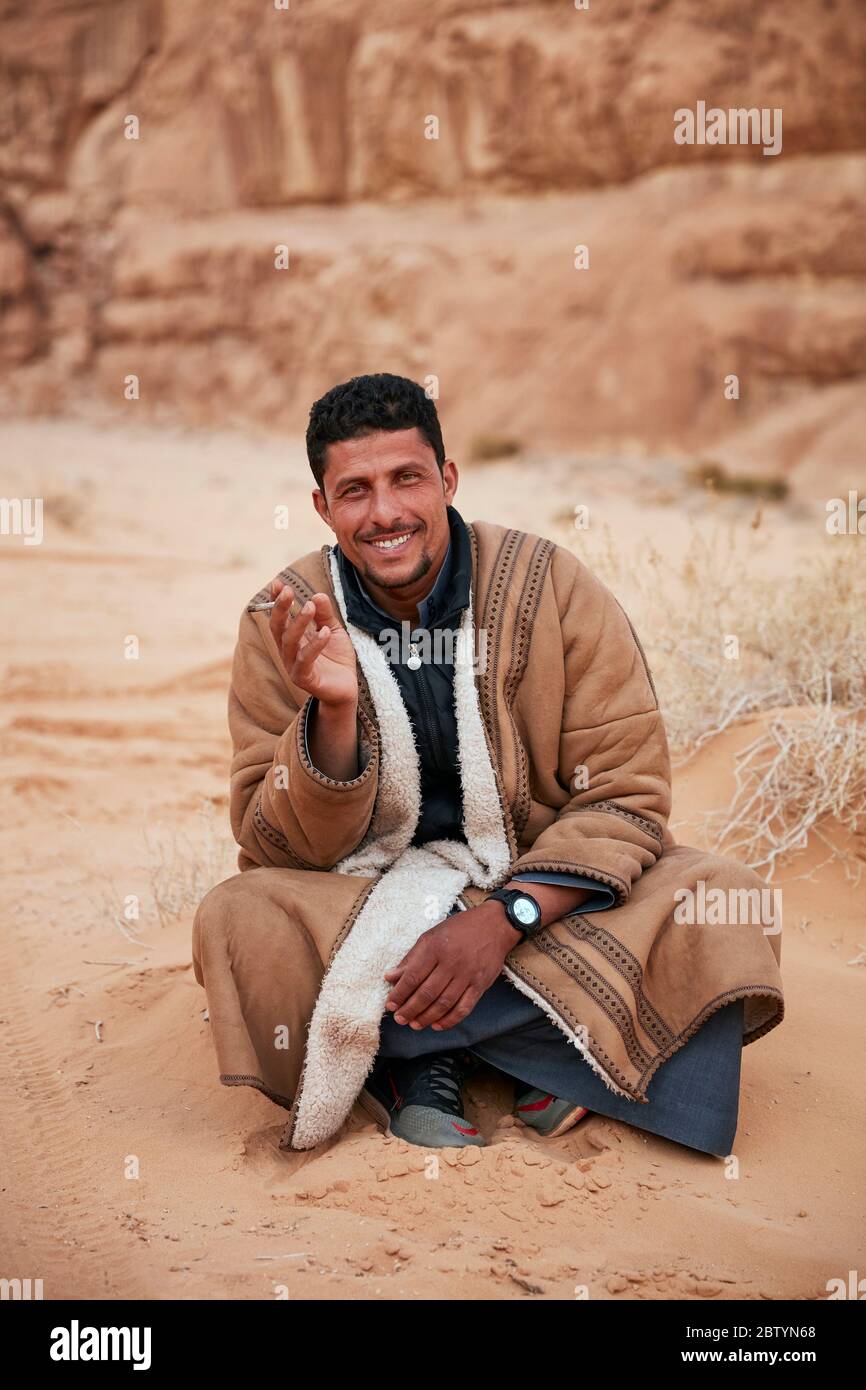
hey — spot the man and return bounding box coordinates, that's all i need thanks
[192,373,783,1155]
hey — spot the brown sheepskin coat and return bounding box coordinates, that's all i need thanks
[192,517,784,1150]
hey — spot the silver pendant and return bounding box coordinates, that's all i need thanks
[407,643,422,671]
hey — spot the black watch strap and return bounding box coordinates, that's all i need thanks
[487,886,543,938]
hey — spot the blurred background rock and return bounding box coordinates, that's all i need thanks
[1,0,864,502]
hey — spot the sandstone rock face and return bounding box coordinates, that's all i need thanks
[1,0,864,495]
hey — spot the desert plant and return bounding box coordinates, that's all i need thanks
[468,434,522,462]
[141,798,237,928]
[568,521,866,875]
[700,700,866,881]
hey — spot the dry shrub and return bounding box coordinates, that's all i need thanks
[689,460,789,501]
[142,798,237,927]
[574,523,866,874]
[468,434,522,462]
[50,491,90,531]
[700,705,866,882]
[31,474,96,533]
[59,799,236,937]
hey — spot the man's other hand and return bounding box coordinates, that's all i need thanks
[268,578,358,708]
[382,904,521,1032]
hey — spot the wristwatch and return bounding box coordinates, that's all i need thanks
[486,886,543,939]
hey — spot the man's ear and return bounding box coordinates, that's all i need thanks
[442,458,459,506]
[312,488,333,531]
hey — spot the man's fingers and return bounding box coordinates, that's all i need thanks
[268,581,295,645]
[293,622,331,678]
[386,956,439,1011]
[268,590,346,689]
[429,985,481,1031]
[392,967,455,1026]
[312,591,341,631]
[408,978,469,1030]
[279,597,318,670]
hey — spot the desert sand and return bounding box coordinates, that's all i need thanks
[1,418,863,1300]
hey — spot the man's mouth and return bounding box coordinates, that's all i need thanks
[363,527,420,554]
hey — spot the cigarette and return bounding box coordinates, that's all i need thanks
[250,597,309,619]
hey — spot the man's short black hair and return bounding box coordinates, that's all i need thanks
[306,373,446,493]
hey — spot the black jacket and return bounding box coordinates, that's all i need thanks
[335,503,471,848]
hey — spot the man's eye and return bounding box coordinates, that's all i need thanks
[343,473,418,496]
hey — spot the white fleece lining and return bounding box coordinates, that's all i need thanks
[289,547,616,1147]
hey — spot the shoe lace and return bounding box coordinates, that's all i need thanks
[401,1051,468,1116]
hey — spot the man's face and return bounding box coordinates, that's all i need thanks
[312,427,458,597]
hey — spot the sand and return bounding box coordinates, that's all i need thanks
[1,418,863,1300]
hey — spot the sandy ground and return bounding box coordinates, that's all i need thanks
[1,419,863,1300]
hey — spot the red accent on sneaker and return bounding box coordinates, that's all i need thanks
[388,1073,403,1110]
[451,1121,479,1135]
[517,1094,555,1113]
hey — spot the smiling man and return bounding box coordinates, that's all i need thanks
[192,373,784,1156]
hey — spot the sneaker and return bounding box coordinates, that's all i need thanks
[358,1055,399,1132]
[360,1051,485,1148]
[514,1084,590,1138]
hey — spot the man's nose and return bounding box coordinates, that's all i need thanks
[365,491,409,532]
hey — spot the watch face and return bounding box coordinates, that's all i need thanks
[513,895,540,926]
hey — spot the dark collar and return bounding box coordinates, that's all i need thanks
[334,503,472,635]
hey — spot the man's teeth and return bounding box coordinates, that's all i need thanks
[371,531,414,550]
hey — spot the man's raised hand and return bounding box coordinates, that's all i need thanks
[268,578,358,708]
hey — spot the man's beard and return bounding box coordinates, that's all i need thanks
[360,538,434,591]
